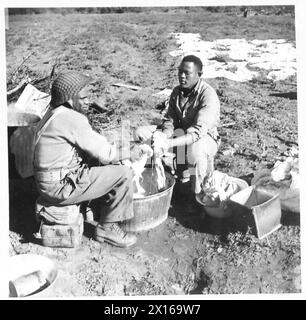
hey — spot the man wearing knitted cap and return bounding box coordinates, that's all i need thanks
[135,55,221,202]
[33,71,136,248]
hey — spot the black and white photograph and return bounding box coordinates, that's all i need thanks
[1,0,305,300]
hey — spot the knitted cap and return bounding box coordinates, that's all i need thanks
[50,71,92,107]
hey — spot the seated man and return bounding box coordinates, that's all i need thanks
[33,71,136,248]
[135,55,221,197]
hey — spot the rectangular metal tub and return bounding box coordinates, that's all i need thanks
[228,186,282,239]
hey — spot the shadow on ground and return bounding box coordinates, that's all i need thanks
[9,177,41,242]
[168,177,300,241]
[9,173,300,245]
[269,92,297,100]
[169,180,233,240]
[281,210,300,227]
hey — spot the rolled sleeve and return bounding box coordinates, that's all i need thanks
[187,89,220,142]
[186,125,202,143]
[161,92,179,138]
[162,118,175,138]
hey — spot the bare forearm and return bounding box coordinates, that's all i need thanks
[168,133,194,149]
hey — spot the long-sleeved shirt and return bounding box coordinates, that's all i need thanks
[34,106,115,171]
[161,78,220,143]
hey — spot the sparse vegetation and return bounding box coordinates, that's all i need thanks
[7,6,299,296]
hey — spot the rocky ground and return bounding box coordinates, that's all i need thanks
[6,7,300,297]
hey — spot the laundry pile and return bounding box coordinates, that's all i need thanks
[199,170,243,207]
[152,156,166,191]
[251,152,300,213]
[123,143,166,199]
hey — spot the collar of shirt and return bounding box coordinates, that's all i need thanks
[177,79,201,114]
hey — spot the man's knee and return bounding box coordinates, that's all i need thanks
[187,142,204,165]
[187,137,218,165]
[187,147,202,165]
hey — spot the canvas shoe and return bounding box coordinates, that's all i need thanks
[94,222,137,248]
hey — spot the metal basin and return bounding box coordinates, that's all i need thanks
[196,178,249,218]
[122,168,176,232]
[8,254,58,298]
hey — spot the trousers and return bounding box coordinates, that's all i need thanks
[35,164,134,224]
[135,125,219,194]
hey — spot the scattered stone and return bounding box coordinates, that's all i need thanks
[152,88,172,97]
[293,265,301,274]
[171,283,185,295]
[217,247,223,254]
[169,35,296,82]
[221,147,235,156]
[294,275,301,291]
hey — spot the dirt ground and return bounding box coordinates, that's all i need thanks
[6,7,300,296]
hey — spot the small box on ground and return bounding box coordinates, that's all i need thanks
[40,213,84,248]
[228,186,282,239]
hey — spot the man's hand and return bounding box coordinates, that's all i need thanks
[130,143,153,162]
[152,130,167,141]
[130,144,153,177]
[134,126,154,142]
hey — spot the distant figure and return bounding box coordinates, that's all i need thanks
[243,8,248,18]
[135,55,221,201]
